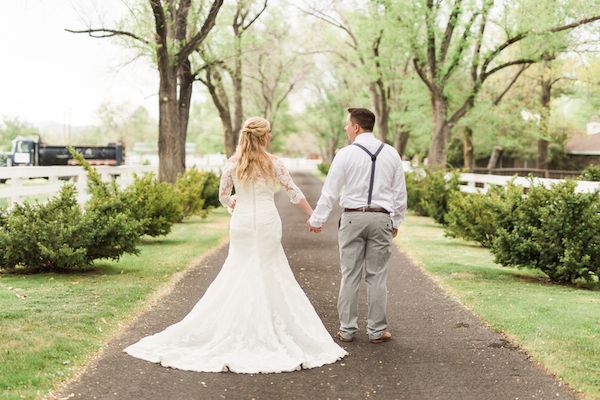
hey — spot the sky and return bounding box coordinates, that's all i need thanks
[0,0,159,127]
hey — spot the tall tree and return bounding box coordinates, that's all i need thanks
[394,0,600,169]
[244,9,307,132]
[196,0,268,157]
[67,0,224,182]
[302,4,413,151]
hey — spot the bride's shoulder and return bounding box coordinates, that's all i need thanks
[223,156,238,172]
[226,155,240,165]
[268,153,282,164]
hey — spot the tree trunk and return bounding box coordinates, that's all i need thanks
[463,127,474,171]
[369,83,389,143]
[178,58,194,164]
[232,35,244,151]
[538,76,552,170]
[394,129,409,157]
[157,66,182,183]
[428,96,450,170]
[487,146,503,171]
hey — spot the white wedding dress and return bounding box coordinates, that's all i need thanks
[123,158,347,373]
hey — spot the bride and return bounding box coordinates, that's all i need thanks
[123,117,347,373]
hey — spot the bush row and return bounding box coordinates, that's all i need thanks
[406,170,599,285]
[0,151,220,273]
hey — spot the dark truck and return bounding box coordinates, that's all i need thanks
[6,136,124,167]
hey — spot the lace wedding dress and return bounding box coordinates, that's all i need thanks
[123,158,347,373]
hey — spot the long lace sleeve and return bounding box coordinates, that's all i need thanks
[219,161,236,208]
[274,158,305,204]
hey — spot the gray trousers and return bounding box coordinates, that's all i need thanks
[337,212,393,340]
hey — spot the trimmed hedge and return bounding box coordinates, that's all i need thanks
[444,184,522,248]
[491,181,600,284]
[580,164,600,182]
[317,162,330,175]
[0,150,223,273]
[175,167,220,219]
[405,169,460,225]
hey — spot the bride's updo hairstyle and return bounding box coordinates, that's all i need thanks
[235,116,276,182]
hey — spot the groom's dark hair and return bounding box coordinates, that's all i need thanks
[347,108,375,132]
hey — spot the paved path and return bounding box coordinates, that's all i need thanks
[50,173,575,400]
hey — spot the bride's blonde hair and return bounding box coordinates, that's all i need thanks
[235,117,276,182]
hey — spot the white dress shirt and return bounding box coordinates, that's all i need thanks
[309,132,407,229]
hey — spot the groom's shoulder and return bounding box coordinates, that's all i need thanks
[382,143,401,160]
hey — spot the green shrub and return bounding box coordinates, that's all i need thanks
[175,167,220,219]
[419,170,460,225]
[70,148,145,261]
[580,164,600,181]
[201,171,221,209]
[317,162,330,175]
[123,173,183,236]
[70,147,181,238]
[444,184,522,248]
[0,185,88,271]
[405,172,428,216]
[491,181,600,284]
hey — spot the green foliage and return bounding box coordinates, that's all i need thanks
[580,164,600,181]
[123,173,183,237]
[201,171,221,209]
[317,162,330,176]
[405,169,460,224]
[405,172,428,216]
[491,181,600,284]
[0,185,87,271]
[0,149,145,272]
[70,147,182,238]
[0,184,141,272]
[444,184,523,248]
[419,170,460,225]
[175,167,221,219]
[0,117,36,151]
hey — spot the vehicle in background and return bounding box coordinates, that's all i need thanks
[5,136,124,167]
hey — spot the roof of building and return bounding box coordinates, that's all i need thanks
[566,133,600,155]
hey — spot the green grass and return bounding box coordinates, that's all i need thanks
[0,209,230,400]
[396,214,600,400]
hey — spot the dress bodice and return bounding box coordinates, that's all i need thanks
[218,158,305,212]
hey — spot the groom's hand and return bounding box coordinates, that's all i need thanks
[392,228,398,238]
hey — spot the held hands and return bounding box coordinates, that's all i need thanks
[306,218,322,233]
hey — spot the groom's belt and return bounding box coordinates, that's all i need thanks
[344,207,390,214]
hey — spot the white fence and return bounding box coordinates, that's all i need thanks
[0,157,322,208]
[458,172,600,194]
[4,163,599,209]
[0,165,156,208]
[125,153,322,173]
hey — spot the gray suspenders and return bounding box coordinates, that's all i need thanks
[352,142,385,207]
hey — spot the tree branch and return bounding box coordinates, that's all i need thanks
[178,0,224,63]
[471,0,493,82]
[441,10,478,83]
[482,58,536,81]
[64,28,149,45]
[493,64,530,105]
[242,0,268,32]
[481,15,600,78]
[413,58,436,94]
[439,0,463,64]
[425,0,437,81]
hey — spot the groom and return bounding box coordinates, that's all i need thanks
[308,107,407,344]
